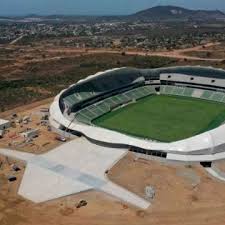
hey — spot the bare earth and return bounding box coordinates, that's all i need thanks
[44,42,223,62]
[1,152,225,225]
[0,98,53,119]
[0,42,222,77]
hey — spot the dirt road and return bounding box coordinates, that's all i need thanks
[45,42,222,62]
[1,42,221,73]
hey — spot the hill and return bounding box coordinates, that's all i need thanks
[131,5,225,21]
[1,6,225,23]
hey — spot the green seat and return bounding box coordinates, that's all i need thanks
[64,96,75,107]
[172,87,184,95]
[97,101,109,111]
[79,92,92,100]
[201,90,213,100]
[211,92,225,102]
[164,86,174,94]
[183,88,194,97]
[117,94,130,102]
[75,113,91,124]
[76,85,158,124]
[80,109,96,120]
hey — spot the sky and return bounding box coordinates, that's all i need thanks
[0,0,225,16]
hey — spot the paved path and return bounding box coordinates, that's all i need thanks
[0,138,150,209]
[10,35,25,45]
[205,163,225,182]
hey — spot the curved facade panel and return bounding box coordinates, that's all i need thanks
[50,66,225,162]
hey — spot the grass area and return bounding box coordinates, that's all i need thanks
[93,95,225,142]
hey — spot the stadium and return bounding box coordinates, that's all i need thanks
[49,66,225,164]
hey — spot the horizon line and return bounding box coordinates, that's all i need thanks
[0,5,224,18]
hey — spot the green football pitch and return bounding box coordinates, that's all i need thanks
[93,95,225,142]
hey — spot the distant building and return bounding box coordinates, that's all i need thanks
[0,130,4,138]
[0,119,11,130]
[21,129,39,139]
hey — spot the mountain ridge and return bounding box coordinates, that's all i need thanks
[131,5,225,21]
[0,5,225,22]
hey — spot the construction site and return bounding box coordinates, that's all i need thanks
[2,0,225,222]
[0,100,64,154]
[1,68,225,225]
[1,142,225,225]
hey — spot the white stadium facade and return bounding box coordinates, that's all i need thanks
[49,66,225,164]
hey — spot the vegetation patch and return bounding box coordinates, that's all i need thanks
[0,54,176,111]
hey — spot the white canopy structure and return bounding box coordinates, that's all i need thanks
[49,66,225,162]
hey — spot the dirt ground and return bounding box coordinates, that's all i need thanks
[0,98,53,119]
[182,42,225,60]
[1,153,225,225]
[40,42,223,62]
[0,42,222,79]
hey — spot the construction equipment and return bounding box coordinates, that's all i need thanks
[55,136,66,142]
[145,186,155,199]
[12,164,21,172]
[76,200,87,208]
[7,175,17,182]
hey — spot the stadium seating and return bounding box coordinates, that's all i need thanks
[201,90,225,102]
[63,95,80,108]
[161,85,194,97]
[192,89,204,98]
[172,86,185,95]
[211,92,225,102]
[75,85,156,124]
[62,68,144,109]
[161,85,225,103]
[183,87,195,97]
[201,90,214,100]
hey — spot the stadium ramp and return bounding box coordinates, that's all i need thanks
[0,139,150,209]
